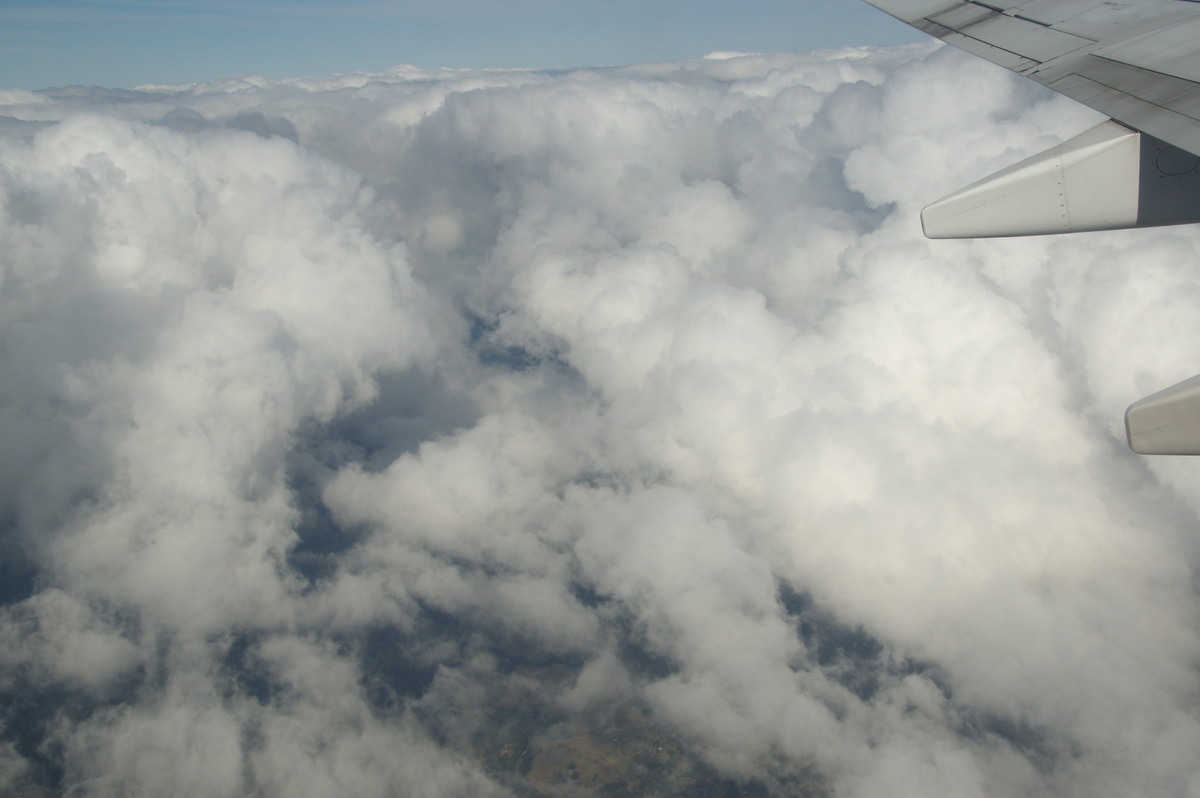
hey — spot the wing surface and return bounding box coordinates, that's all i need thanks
[864,0,1200,453]
[864,0,1200,156]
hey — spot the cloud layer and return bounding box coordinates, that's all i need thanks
[2,44,1200,797]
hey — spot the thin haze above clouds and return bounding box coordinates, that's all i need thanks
[1,0,919,90]
[2,41,1200,797]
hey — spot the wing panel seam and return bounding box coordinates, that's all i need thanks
[1076,54,1200,118]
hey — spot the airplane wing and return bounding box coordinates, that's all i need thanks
[865,0,1200,155]
[865,0,1200,238]
[863,0,1200,454]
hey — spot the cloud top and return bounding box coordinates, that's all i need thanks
[2,45,1199,797]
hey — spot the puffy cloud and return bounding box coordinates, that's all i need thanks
[2,43,1199,797]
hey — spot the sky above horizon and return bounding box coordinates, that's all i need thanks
[3,0,923,90]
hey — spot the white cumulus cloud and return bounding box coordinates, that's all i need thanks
[1,42,1199,798]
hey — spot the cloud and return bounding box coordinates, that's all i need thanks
[2,44,1200,797]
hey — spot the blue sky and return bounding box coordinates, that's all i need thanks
[2,0,923,90]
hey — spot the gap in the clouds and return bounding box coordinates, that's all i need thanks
[365,589,786,795]
[1,686,71,792]
[0,664,146,795]
[779,583,911,702]
[284,367,482,584]
[403,634,775,797]
[469,315,550,372]
[403,607,592,783]
[617,626,680,682]
[957,709,1066,774]
[568,579,609,610]
[0,525,39,606]
[220,632,280,707]
[217,626,441,713]
[284,453,366,585]
[358,624,440,710]
[807,153,895,235]
[324,367,481,472]
[565,583,680,680]
[777,585,1067,771]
